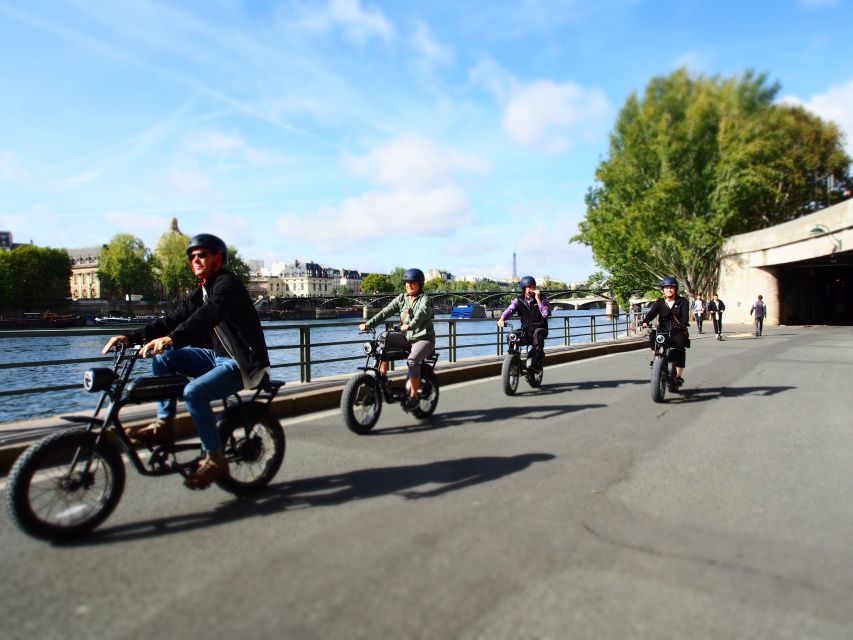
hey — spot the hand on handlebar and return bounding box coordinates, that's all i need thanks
[497,317,505,328]
[139,336,173,358]
[359,323,368,332]
[102,335,129,355]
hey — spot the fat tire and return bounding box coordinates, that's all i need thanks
[6,428,125,542]
[526,361,544,388]
[215,411,285,496]
[501,354,520,395]
[412,367,440,420]
[341,373,382,434]
[651,356,667,403]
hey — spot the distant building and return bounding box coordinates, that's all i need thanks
[0,230,27,251]
[67,246,106,300]
[427,268,454,283]
[340,269,363,294]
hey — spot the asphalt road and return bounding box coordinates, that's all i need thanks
[1,325,851,639]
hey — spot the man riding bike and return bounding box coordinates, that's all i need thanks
[497,276,550,371]
[642,276,690,387]
[102,233,270,489]
[359,268,435,410]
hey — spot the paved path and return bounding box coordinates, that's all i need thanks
[1,325,851,639]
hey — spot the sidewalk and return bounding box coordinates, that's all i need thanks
[3,328,742,474]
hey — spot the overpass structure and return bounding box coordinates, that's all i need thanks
[719,199,853,326]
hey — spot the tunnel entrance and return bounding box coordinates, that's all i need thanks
[777,250,853,325]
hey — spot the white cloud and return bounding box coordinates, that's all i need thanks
[469,55,515,101]
[104,210,171,236]
[0,150,26,182]
[183,130,284,166]
[782,79,853,153]
[798,0,839,8]
[294,0,394,46]
[165,157,214,195]
[207,211,252,249]
[60,168,102,188]
[278,134,487,249]
[503,80,611,153]
[409,20,452,68]
[345,133,487,190]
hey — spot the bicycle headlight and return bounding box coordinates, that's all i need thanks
[507,332,519,343]
[362,340,377,355]
[655,333,666,345]
[83,367,114,392]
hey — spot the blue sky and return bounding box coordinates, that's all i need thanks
[1,0,851,283]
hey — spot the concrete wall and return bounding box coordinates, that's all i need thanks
[718,199,853,325]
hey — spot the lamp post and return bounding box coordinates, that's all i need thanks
[809,224,843,254]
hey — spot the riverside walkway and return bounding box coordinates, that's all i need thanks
[1,324,851,638]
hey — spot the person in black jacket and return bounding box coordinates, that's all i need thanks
[102,233,270,489]
[642,276,690,387]
[707,293,726,340]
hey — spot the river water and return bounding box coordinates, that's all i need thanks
[0,309,631,424]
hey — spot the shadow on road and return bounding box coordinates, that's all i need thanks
[70,453,556,545]
[666,385,796,404]
[371,403,607,434]
[529,379,648,396]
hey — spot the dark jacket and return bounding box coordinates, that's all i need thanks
[643,296,690,331]
[503,294,550,330]
[707,299,726,315]
[129,269,270,386]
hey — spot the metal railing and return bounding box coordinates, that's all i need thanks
[0,311,644,399]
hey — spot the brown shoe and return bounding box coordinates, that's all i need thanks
[128,417,176,447]
[184,450,229,490]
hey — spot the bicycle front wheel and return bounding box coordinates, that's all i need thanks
[6,428,126,542]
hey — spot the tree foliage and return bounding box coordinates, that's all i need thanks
[0,245,72,309]
[97,234,158,313]
[574,68,851,304]
[361,273,395,294]
[227,246,250,285]
[154,228,194,302]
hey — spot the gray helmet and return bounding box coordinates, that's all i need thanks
[187,234,227,265]
[660,276,678,289]
[402,268,425,285]
[519,275,536,290]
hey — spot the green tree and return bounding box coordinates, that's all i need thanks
[361,273,394,294]
[0,245,71,309]
[154,224,194,302]
[387,267,406,291]
[574,68,851,305]
[97,234,158,315]
[227,246,250,285]
[423,277,447,292]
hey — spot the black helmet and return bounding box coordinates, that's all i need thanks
[660,276,678,289]
[187,234,227,265]
[402,268,425,285]
[519,275,536,290]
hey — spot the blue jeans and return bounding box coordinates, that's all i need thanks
[152,347,243,452]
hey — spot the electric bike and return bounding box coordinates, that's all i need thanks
[340,327,440,434]
[648,326,683,403]
[500,323,544,395]
[6,344,286,542]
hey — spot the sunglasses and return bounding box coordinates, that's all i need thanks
[189,251,212,260]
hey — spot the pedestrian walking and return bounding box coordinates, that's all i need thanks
[750,294,767,337]
[692,294,706,334]
[708,293,726,341]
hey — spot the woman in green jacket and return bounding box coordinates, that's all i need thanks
[359,268,435,410]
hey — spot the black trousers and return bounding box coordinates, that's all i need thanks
[712,313,722,335]
[526,327,548,363]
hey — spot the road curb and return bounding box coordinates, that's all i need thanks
[0,336,648,475]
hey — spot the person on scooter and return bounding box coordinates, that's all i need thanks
[497,276,550,371]
[102,233,270,489]
[359,268,435,410]
[642,276,690,387]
